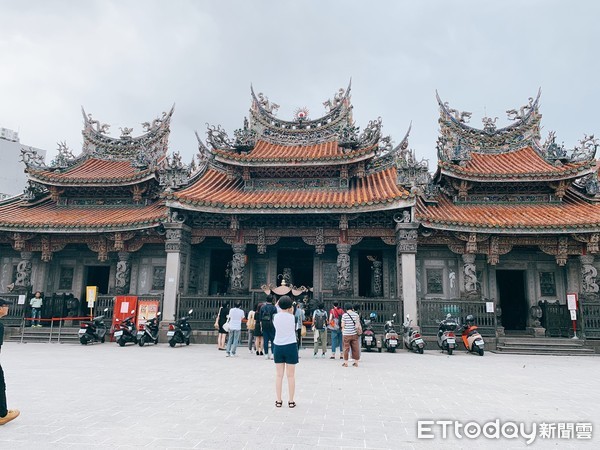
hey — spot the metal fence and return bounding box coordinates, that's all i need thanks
[580,301,600,339]
[0,293,27,326]
[322,296,402,334]
[176,295,255,330]
[418,298,497,337]
[539,300,573,337]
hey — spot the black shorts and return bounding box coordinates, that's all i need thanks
[273,343,299,364]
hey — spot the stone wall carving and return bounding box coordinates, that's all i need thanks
[115,252,131,294]
[229,243,247,293]
[462,253,478,293]
[14,252,33,289]
[336,243,352,294]
[580,254,599,296]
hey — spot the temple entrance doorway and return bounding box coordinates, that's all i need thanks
[209,249,233,295]
[358,250,383,297]
[497,270,528,330]
[276,249,313,289]
[84,266,110,295]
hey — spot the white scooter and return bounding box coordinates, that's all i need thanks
[402,314,425,354]
[437,313,458,355]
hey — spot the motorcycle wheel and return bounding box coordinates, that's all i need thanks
[169,339,176,348]
[80,336,88,345]
[185,338,190,346]
[448,348,453,355]
[378,347,382,353]
[118,338,125,347]
[101,336,105,343]
[139,336,146,347]
[390,347,396,353]
[418,346,424,354]
[478,347,484,356]
[154,338,159,345]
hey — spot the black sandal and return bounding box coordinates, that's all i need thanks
[288,401,296,408]
[275,400,283,407]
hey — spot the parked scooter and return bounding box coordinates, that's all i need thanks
[383,313,400,353]
[437,313,458,355]
[114,312,138,347]
[362,312,379,352]
[402,314,425,354]
[137,312,161,346]
[168,309,193,347]
[78,308,109,345]
[461,314,485,356]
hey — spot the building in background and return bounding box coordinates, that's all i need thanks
[0,126,47,199]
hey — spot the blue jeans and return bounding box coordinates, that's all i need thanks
[226,329,241,355]
[262,327,275,355]
[31,308,41,326]
[331,329,343,354]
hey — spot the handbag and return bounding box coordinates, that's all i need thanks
[222,316,230,333]
[301,324,307,337]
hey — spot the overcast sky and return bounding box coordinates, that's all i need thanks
[1,0,599,171]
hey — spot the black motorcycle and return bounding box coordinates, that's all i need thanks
[78,308,109,345]
[168,309,193,347]
[138,312,161,346]
[114,314,138,347]
[362,312,379,352]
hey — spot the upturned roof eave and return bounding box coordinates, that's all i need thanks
[212,150,377,167]
[438,164,596,183]
[416,218,600,235]
[0,221,163,234]
[166,197,415,215]
[27,172,158,187]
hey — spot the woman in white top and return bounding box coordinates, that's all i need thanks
[273,295,298,408]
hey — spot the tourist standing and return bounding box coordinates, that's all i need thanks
[216,302,230,351]
[29,291,43,327]
[246,304,256,353]
[328,302,344,359]
[260,295,277,360]
[225,302,245,357]
[341,303,361,367]
[312,303,328,358]
[0,298,19,425]
[273,295,298,408]
[294,301,305,350]
[253,302,264,356]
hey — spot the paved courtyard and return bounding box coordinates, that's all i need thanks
[0,340,598,449]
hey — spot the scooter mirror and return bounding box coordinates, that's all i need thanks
[157,312,162,317]
[131,310,135,314]
[392,313,397,318]
[446,313,451,319]
[188,309,193,314]
[103,308,109,312]
[406,314,410,319]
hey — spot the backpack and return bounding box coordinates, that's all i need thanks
[314,310,326,330]
[261,306,274,329]
[329,308,342,330]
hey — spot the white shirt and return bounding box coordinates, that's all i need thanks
[342,311,360,336]
[273,311,297,345]
[228,307,245,331]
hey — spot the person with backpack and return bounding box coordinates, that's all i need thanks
[312,302,328,358]
[294,301,305,350]
[328,302,344,359]
[260,295,277,360]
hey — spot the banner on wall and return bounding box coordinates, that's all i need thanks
[137,300,160,329]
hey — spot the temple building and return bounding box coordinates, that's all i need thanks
[0,85,598,341]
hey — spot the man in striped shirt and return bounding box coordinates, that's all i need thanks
[341,304,361,367]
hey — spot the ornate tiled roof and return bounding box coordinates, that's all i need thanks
[20,107,174,188]
[28,157,156,186]
[438,147,595,182]
[435,91,597,181]
[0,196,167,232]
[196,84,395,167]
[415,191,600,233]
[165,167,412,214]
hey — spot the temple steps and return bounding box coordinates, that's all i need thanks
[7,326,81,344]
[495,337,596,356]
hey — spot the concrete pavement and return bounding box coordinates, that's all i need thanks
[0,340,598,449]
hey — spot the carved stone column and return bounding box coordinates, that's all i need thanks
[229,243,247,293]
[115,252,131,295]
[371,260,383,297]
[579,254,599,300]
[462,253,478,294]
[336,243,352,294]
[396,223,418,323]
[163,223,191,322]
[14,251,33,291]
